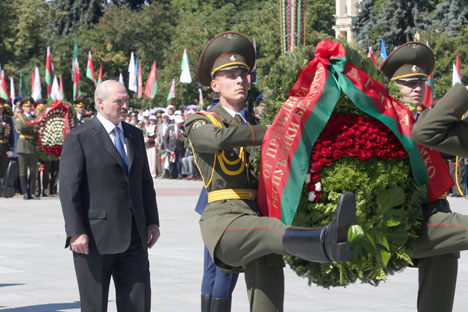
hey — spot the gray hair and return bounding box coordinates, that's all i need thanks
[94,80,124,110]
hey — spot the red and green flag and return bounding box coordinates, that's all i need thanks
[144,61,158,99]
[86,51,97,88]
[97,64,103,85]
[166,79,176,106]
[258,40,453,224]
[198,88,204,110]
[137,59,143,98]
[0,70,9,100]
[73,60,81,101]
[423,73,435,108]
[45,46,52,99]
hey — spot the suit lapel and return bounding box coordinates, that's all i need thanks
[91,118,127,173]
[213,104,235,126]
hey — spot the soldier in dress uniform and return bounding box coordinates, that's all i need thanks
[74,97,90,124]
[185,32,357,312]
[15,96,39,200]
[0,98,15,197]
[381,42,468,312]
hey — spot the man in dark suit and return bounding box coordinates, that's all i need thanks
[59,80,160,312]
[0,98,15,197]
[163,116,185,179]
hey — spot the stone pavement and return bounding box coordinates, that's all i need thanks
[0,178,467,311]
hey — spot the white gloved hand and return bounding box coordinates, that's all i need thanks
[6,151,13,157]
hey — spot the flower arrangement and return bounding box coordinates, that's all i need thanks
[257,40,444,288]
[31,101,77,158]
[285,95,425,288]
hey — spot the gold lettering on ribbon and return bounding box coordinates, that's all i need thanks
[309,66,324,98]
[419,147,436,179]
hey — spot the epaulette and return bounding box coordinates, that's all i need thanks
[195,111,230,126]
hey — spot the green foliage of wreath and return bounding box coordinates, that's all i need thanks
[258,41,426,288]
[287,156,425,287]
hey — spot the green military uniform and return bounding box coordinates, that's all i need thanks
[382,42,466,312]
[187,32,356,312]
[15,97,39,200]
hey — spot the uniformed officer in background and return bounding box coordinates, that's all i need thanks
[15,96,39,200]
[0,98,15,197]
[381,41,468,312]
[185,32,356,312]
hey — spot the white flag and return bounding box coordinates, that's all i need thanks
[32,66,42,101]
[128,52,137,92]
[179,49,192,83]
[10,77,15,102]
[119,72,124,85]
[453,63,462,86]
[51,75,62,100]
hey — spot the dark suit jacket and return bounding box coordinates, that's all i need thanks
[59,117,159,254]
[163,124,184,155]
[0,114,14,150]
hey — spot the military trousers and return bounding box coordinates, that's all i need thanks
[0,144,7,179]
[17,152,38,178]
[411,199,468,312]
[215,215,288,312]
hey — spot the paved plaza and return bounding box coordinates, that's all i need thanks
[0,178,467,311]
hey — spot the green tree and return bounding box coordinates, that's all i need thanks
[305,0,335,36]
[51,0,104,36]
[433,0,468,36]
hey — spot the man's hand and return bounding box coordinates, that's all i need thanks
[147,224,160,248]
[70,234,89,255]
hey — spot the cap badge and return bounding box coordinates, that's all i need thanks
[411,65,422,73]
[230,55,237,62]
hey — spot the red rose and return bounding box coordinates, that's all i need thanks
[315,192,322,202]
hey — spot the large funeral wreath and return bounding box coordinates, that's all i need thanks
[258,40,433,287]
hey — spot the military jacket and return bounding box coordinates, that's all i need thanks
[0,114,14,150]
[413,83,468,157]
[185,104,267,266]
[15,114,38,154]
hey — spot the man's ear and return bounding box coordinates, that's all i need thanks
[211,79,219,93]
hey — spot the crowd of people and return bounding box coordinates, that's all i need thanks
[0,95,229,199]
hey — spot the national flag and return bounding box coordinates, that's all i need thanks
[0,70,8,100]
[71,35,78,79]
[179,49,192,83]
[423,73,435,108]
[166,79,176,106]
[128,52,137,93]
[144,61,158,99]
[198,87,204,110]
[170,152,176,163]
[19,70,27,96]
[97,64,103,85]
[9,77,15,102]
[368,46,378,67]
[119,73,124,85]
[137,58,143,98]
[251,37,258,85]
[51,75,62,100]
[453,62,462,86]
[31,67,42,101]
[73,60,80,101]
[86,51,97,87]
[45,46,52,99]
[456,53,461,79]
[380,38,388,61]
[59,75,64,99]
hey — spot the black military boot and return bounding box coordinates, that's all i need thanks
[282,192,356,263]
[201,294,212,312]
[28,175,40,200]
[1,161,18,198]
[210,298,231,312]
[20,176,30,200]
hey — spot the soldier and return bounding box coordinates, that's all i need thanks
[381,42,468,312]
[0,98,16,197]
[185,32,356,312]
[74,97,90,124]
[15,96,39,200]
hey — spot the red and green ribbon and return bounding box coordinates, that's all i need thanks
[258,40,453,225]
